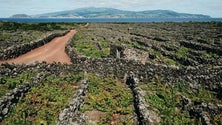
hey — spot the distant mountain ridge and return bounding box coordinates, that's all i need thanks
[10,7,211,18]
[10,14,31,18]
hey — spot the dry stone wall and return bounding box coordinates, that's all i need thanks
[0,66,43,122]
[0,61,221,124]
[0,24,221,124]
[65,32,81,58]
[69,57,222,90]
[56,79,88,125]
[0,84,31,122]
[126,72,160,125]
[0,61,85,122]
[180,40,222,56]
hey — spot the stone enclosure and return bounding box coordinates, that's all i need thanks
[0,22,222,124]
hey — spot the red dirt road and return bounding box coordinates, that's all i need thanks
[0,30,76,65]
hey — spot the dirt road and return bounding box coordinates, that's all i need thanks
[0,30,76,65]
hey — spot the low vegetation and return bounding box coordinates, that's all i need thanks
[73,30,110,58]
[1,73,83,125]
[80,74,137,124]
[72,22,222,66]
[0,22,221,124]
[0,71,36,97]
[140,79,222,124]
[0,22,79,51]
[0,22,78,31]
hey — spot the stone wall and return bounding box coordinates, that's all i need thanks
[191,103,222,125]
[65,32,81,58]
[0,61,221,124]
[69,57,222,90]
[0,62,83,122]
[0,28,221,124]
[0,31,69,60]
[0,84,31,122]
[64,40,221,91]
[56,79,88,125]
[152,46,199,66]
[180,40,222,56]
[0,70,44,122]
[126,72,160,125]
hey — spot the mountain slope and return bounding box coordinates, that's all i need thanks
[12,7,211,18]
[10,14,31,18]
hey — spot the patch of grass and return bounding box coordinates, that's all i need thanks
[149,48,180,66]
[140,79,222,124]
[0,71,36,98]
[75,43,110,58]
[1,73,83,125]
[127,40,144,49]
[80,74,135,124]
[165,58,178,65]
[177,46,189,58]
[140,82,196,124]
[200,50,218,58]
[0,31,10,40]
[173,82,221,104]
[73,31,110,58]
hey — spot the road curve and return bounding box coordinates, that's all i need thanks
[0,30,76,65]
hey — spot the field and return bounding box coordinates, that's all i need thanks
[0,22,222,125]
[73,23,222,66]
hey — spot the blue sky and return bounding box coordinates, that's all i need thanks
[0,0,221,17]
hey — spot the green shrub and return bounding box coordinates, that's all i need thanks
[177,46,189,58]
[7,82,16,89]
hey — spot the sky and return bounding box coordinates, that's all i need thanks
[0,0,221,18]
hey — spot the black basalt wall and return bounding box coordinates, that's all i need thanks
[65,31,81,58]
[64,37,222,90]
[70,57,222,90]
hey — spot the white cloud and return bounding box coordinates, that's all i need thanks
[69,0,174,10]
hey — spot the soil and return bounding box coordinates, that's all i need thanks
[0,30,76,65]
[84,110,106,122]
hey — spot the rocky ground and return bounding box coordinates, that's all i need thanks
[0,22,222,125]
[73,23,222,66]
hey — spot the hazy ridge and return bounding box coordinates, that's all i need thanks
[10,7,211,18]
